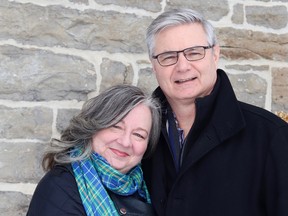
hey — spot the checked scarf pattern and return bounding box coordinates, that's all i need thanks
[71,150,151,216]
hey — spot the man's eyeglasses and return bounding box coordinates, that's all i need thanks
[152,45,214,67]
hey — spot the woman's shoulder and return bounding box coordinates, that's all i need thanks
[37,164,76,192]
[27,164,86,216]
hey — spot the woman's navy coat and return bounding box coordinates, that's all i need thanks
[142,69,288,216]
[26,165,86,216]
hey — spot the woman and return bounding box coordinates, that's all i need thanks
[27,84,161,216]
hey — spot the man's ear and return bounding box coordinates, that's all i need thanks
[151,60,157,74]
[212,44,220,67]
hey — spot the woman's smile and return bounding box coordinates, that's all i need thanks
[110,147,129,157]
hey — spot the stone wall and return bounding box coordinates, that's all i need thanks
[0,0,287,215]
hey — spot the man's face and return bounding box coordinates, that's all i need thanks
[151,23,220,105]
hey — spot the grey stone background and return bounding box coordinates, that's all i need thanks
[0,0,287,215]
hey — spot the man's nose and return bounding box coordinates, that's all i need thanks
[175,52,191,70]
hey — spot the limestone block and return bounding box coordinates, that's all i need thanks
[166,0,229,21]
[227,73,267,108]
[0,106,52,140]
[137,67,158,94]
[100,58,133,92]
[95,0,162,12]
[0,2,151,53]
[217,28,288,62]
[246,5,288,29]
[0,142,45,182]
[56,108,81,134]
[0,192,30,216]
[272,68,288,112]
[0,45,96,101]
[231,4,244,24]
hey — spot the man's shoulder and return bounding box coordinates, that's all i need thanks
[239,101,287,127]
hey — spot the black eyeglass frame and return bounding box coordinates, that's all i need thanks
[152,45,215,67]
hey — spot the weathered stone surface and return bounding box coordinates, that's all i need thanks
[231,4,244,24]
[225,64,269,72]
[227,73,267,108]
[95,0,162,12]
[0,142,45,182]
[0,192,30,216]
[0,2,151,53]
[0,0,287,213]
[0,106,52,140]
[272,68,288,112]
[217,28,288,62]
[166,0,229,21]
[69,0,88,3]
[56,109,81,134]
[137,67,158,94]
[246,6,288,29]
[0,45,96,101]
[100,58,133,92]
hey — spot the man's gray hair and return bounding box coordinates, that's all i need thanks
[146,8,217,58]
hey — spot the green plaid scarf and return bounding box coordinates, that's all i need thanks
[71,150,151,216]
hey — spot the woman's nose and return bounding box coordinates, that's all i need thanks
[117,131,131,147]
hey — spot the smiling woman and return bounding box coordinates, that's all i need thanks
[26,84,161,216]
[91,103,152,174]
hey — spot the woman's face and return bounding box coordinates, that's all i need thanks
[92,103,152,174]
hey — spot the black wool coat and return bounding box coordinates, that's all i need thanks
[27,165,155,215]
[142,69,288,216]
[26,165,87,216]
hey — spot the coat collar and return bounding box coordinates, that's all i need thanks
[153,69,246,172]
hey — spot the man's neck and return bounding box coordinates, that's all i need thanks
[168,99,196,138]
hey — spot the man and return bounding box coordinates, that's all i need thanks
[142,8,288,216]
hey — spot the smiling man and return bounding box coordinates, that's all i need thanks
[142,8,288,216]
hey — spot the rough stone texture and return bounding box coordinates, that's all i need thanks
[0,142,45,182]
[137,67,158,94]
[0,45,96,101]
[166,0,229,21]
[231,4,244,24]
[0,0,287,215]
[228,73,267,108]
[100,58,134,92]
[56,108,81,134]
[69,0,88,3]
[0,106,52,140]
[225,64,269,72]
[217,28,288,61]
[0,2,152,53]
[246,6,288,29]
[95,0,162,12]
[272,68,288,112]
[0,192,30,216]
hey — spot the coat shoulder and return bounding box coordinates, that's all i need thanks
[27,164,86,216]
[239,101,288,127]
